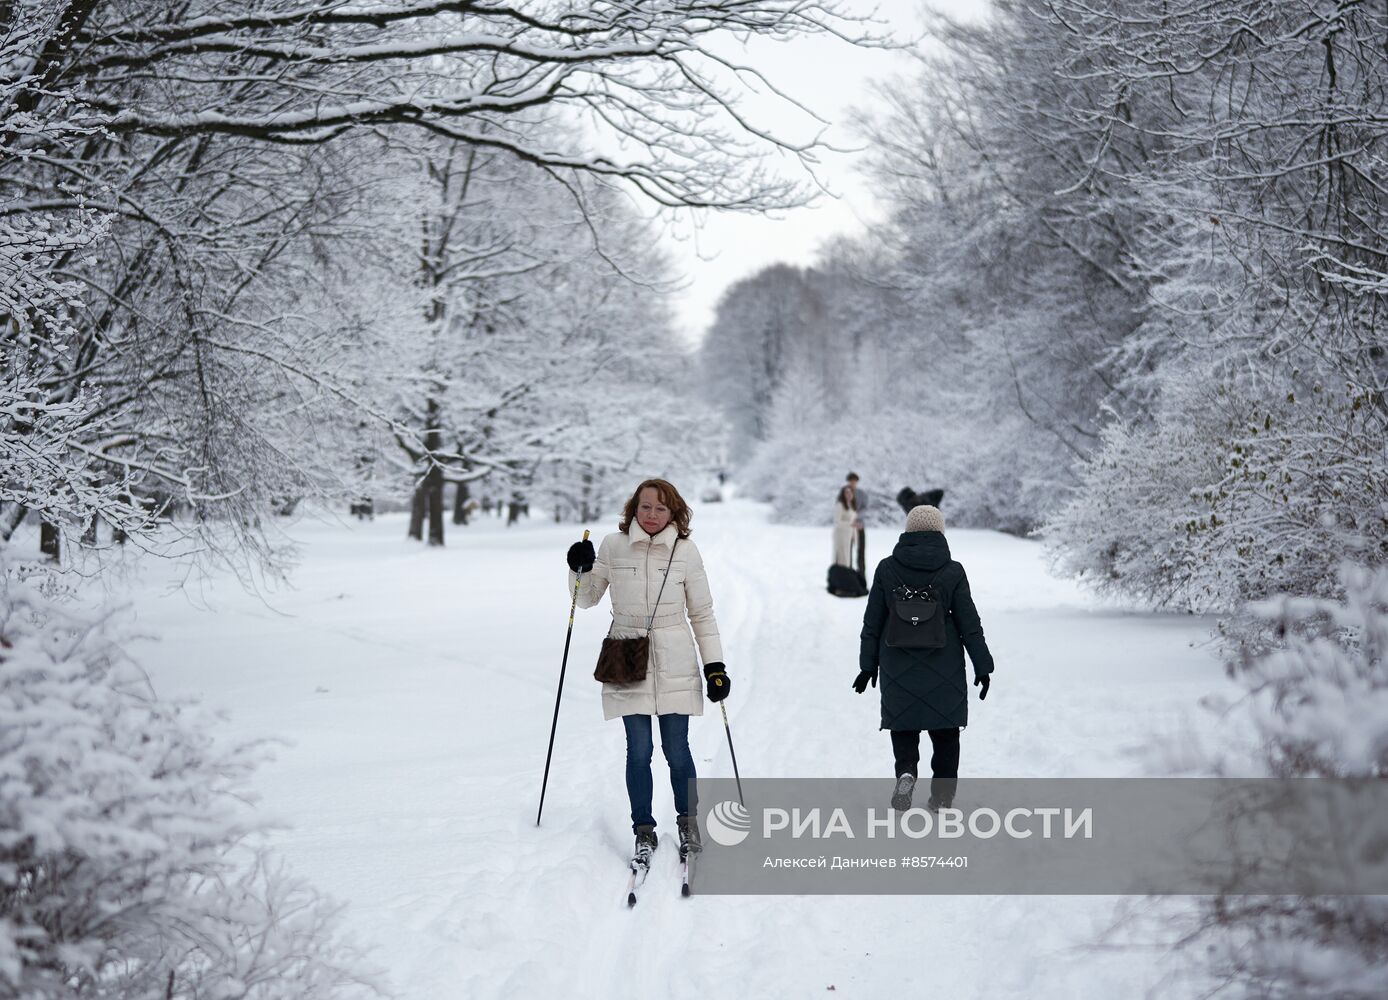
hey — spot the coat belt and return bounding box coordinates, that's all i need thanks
[612,611,686,629]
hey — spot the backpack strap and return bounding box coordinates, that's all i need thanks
[884,559,948,604]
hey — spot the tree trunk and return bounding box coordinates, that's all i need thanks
[408,482,426,540]
[581,470,595,523]
[40,519,61,562]
[452,479,469,525]
[423,396,446,546]
[427,465,445,546]
[0,503,27,542]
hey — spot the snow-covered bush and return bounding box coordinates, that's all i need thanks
[1041,367,1241,611]
[1045,366,1388,613]
[0,560,376,998]
[1223,563,1388,779]
[1155,564,1388,998]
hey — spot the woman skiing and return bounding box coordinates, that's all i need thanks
[832,472,862,566]
[564,479,728,873]
[853,504,994,811]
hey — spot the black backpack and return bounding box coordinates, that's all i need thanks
[883,562,947,649]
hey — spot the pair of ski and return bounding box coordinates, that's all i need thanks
[626,846,695,906]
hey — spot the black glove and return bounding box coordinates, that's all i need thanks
[852,668,878,694]
[566,539,595,573]
[974,674,990,700]
[703,662,730,703]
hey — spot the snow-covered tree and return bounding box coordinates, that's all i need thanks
[353,132,715,542]
[699,264,828,461]
[50,1,875,209]
[0,4,153,555]
[5,0,882,571]
[1035,0,1388,609]
[710,0,1388,581]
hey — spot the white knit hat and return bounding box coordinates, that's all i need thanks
[906,505,945,533]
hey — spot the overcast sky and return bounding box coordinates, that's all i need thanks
[664,0,989,346]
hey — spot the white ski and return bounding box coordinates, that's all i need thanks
[626,858,650,907]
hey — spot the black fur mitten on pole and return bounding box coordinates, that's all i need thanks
[566,540,595,572]
[703,662,731,702]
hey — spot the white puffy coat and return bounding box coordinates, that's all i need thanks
[832,502,858,565]
[569,522,723,720]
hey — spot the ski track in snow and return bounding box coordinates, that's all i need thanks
[111,500,1225,1000]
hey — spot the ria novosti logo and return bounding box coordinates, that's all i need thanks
[706,800,752,846]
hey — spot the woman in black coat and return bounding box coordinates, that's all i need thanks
[853,504,994,811]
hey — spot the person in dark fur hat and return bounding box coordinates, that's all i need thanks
[853,504,994,813]
[895,486,945,516]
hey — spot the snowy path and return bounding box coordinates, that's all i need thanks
[117,500,1223,999]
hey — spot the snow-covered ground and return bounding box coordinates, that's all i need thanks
[108,499,1226,999]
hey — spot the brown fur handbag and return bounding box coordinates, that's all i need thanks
[594,541,678,686]
[593,634,651,685]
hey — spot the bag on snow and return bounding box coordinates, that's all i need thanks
[594,540,679,685]
[827,563,868,598]
[883,564,947,649]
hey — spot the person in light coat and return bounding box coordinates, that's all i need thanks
[832,472,863,566]
[565,478,728,863]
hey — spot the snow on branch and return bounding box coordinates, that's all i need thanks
[36,0,888,211]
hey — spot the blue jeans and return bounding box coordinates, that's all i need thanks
[622,713,697,832]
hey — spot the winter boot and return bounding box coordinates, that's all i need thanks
[632,824,658,870]
[928,777,957,812]
[677,815,703,857]
[891,773,917,811]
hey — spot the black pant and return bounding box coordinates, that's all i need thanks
[890,728,960,805]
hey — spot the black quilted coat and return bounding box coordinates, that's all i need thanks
[859,531,994,730]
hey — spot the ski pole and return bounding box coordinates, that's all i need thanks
[719,702,745,807]
[537,529,589,826]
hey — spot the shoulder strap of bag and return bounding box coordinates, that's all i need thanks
[644,539,679,635]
